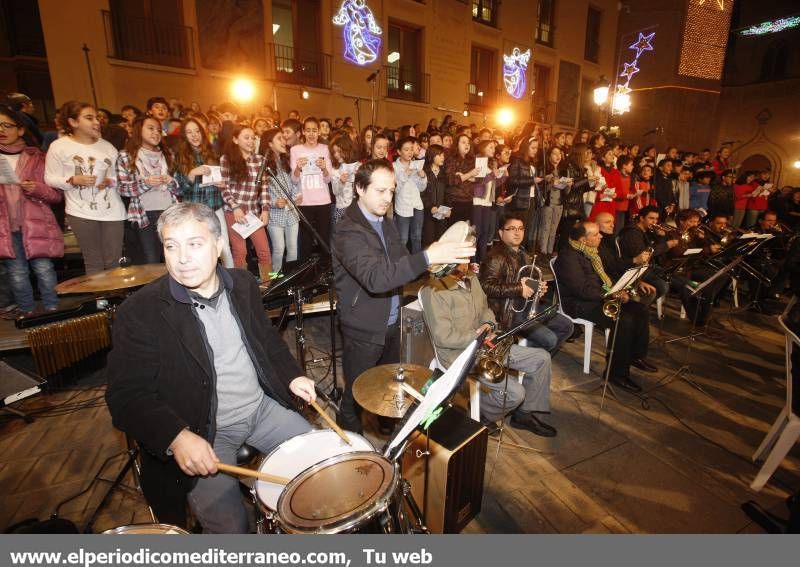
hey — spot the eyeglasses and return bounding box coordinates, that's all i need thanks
[502,226,525,232]
[0,122,19,130]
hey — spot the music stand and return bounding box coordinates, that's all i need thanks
[597,265,651,416]
[659,254,746,394]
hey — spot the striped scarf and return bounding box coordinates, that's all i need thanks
[569,239,613,290]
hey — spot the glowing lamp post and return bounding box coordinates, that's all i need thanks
[496,108,515,129]
[231,78,255,103]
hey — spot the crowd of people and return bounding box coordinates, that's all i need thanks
[4,91,797,533]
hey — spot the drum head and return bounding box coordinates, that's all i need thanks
[277,451,397,533]
[102,524,188,535]
[255,429,374,512]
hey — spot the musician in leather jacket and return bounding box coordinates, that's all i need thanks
[479,213,574,353]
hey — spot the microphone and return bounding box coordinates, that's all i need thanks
[366,69,380,82]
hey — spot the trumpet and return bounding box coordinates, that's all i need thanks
[602,298,621,319]
[508,262,556,323]
[650,222,675,236]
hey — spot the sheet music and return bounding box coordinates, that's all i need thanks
[230,212,265,239]
[384,338,479,458]
[202,165,222,185]
[683,248,703,256]
[606,266,648,295]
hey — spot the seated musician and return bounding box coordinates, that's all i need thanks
[105,202,317,533]
[554,222,653,393]
[617,205,677,299]
[595,212,657,307]
[706,212,733,241]
[751,210,790,301]
[479,213,574,354]
[666,208,729,323]
[419,264,556,437]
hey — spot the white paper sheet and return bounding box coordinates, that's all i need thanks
[409,159,425,171]
[230,212,265,239]
[474,157,489,178]
[0,157,20,185]
[202,165,222,185]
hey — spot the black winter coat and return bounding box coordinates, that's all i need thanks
[333,201,428,344]
[105,268,303,527]
[553,246,605,317]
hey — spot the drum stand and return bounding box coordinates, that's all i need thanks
[53,435,154,533]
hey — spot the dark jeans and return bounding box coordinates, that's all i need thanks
[573,300,649,379]
[137,210,165,264]
[6,231,59,312]
[298,204,332,261]
[394,209,424,254]
[339,324,400,433]
[447,202,473,226]
[472,206,497,262]
[518,312,575,354]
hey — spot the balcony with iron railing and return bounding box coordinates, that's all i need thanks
[467,83,497,107]
[384,66,430,104]
[267,43,332,90]
[102,10,194,69]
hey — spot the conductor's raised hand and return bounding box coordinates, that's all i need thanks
[425,240,476,266]
[169,429,219,476]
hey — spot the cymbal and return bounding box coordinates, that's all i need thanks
[56,264,167,294]
[352,363,431,418]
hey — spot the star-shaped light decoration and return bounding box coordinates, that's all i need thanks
[620,61,640,82]
[628,32,656,59]
[698,0,725,10]
[615,84,632,97]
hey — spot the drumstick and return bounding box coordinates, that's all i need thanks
[309,399,352,445]
[399,382,424,402]
[216,463,289,485]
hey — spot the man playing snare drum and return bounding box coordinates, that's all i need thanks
[105,202,316,533]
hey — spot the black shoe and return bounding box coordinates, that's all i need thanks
[510,412,557,437]
[566,327,583,343]
[631,358,658,373]
[609,375,642,394]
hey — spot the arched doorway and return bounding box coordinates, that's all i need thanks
[740,153,772,173]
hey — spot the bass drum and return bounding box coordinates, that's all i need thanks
[276,451,408,534]
[102,524,188,534]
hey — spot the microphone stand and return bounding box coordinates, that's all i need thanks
[265,165,340,403]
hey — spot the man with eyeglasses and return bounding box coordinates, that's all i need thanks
[708,169,736,220]
[479,213,574,354]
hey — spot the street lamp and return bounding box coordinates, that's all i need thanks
[231,78,255,103]
[496,107,514,128]
[593,76,611,106]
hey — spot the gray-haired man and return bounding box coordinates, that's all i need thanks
[106,202,315,533]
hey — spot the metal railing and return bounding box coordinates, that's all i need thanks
[467,83,496,107]
[102,10,194,69]
[267,43,332,89]
[384,66,430,104]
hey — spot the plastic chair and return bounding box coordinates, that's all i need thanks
[549,257,609,374]
[751,308,800,491]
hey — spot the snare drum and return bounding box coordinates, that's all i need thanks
[276,451,400,534]
[253,429,374,520]
[102,524,188,534]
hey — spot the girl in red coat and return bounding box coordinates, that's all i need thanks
[0,105,63,316]
[589,147,619,221]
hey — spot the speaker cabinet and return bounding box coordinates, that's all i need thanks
[401,408,488,533]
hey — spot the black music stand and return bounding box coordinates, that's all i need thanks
[659,254,746,395]
[597,265,651,416]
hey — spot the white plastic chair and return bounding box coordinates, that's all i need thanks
[549,257,609,374]
[751,300,800,491]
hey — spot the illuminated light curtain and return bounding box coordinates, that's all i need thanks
[332,0,383,66]
[679,0,734,80]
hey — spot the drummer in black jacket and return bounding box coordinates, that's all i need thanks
[332,159,475,433]
[105,203,317,533]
